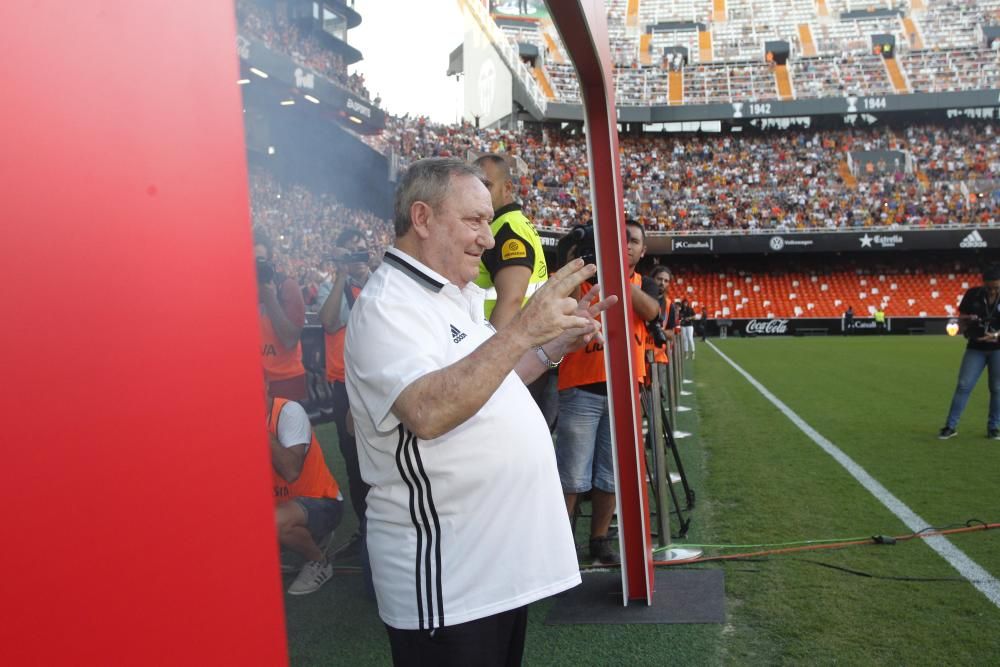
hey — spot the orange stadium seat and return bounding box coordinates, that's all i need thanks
[673,270,976,318]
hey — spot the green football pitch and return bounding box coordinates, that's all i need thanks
[286,335,1000,666]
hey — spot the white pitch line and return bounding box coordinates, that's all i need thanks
[708,341,1000,610]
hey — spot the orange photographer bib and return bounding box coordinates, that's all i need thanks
[325,283,363,382]
[260,311,305,381]
[268,398,340,503]
[559,278,647,390]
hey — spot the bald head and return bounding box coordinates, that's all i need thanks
[474,154,515,213]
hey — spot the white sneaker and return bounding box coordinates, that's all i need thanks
[287,560,333,595]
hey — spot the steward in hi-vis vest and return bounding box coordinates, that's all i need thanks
[473,154,556,429]
[473,154,548,328]
[476,203,548,319]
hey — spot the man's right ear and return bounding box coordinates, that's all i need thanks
[409,201,433,240]
[504,178,515,199]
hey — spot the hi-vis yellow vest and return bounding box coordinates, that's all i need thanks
[475,206,548,319]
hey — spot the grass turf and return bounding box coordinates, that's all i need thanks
[284,335,1000,665]
[698,336,1000,665]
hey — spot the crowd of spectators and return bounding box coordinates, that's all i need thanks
[499,0,1000,104]
[236,0,370,101]
[916,0,1000,51]
[250,117,1000,288]
[366,115,1000,232]
[248,169,392,309]
[901,48,1000,93]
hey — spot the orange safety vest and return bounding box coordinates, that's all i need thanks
[648,325,669,365]
[268,398,340,503]
[324,283,363,383]
[260,311,305,382]
[629,272,648,384]
[559,275,648,390]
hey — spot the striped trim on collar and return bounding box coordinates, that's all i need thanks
[383,248,445,293]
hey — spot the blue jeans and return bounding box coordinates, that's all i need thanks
[555,388,615,493]
[945,347,1000,430]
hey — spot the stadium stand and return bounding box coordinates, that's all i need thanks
[673,264,978,318]
[916,0,1000,51]
[241,1,1000,322]
[237,0,371,101]
[793,54,894,97]
[684,61,778,103]
[489,0,1000,104]
[900,47,1000,93]
[362,116,1000,232]
[253,112,999,323]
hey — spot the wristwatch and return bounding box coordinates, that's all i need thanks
[535,346,564,369]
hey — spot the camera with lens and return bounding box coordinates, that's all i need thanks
[256,257,276,284]
[556,223,596,269]
[344,251,370,263]
[966,311,1000,340]
[646,319,669,348]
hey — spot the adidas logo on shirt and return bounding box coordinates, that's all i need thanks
[960,230,987,248]
[450,325,467,343]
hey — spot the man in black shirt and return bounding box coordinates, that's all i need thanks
[939,266,1000,440]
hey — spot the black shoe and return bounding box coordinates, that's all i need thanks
[938,427,957,440]
[329,532,363,562]
[988,429,1000,440]
[589,536,620,565]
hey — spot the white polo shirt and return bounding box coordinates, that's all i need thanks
[345,247,580,631]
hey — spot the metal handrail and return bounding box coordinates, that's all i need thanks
[536,220,1000,236]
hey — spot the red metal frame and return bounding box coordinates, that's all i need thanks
[547,0,655,603]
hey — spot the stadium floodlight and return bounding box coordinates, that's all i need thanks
[236,79,250,85]
[279,100,295,106]
[304,94,319,104]
[249,67,268,79]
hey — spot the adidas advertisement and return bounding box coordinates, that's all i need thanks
[960,230,988,248]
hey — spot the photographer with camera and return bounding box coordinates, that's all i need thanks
[649,265,676,397]
[255,228,307,400]
[555,220,659,565]
[939,266,1000,440]
[319,228,372,559]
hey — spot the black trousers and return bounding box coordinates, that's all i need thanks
[331,380,369,525]
[385,606,528,667]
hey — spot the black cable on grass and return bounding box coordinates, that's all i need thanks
[791,558,973,583]
[649,557,983,584]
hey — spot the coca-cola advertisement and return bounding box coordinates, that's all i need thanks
[745,319,791,335]
[710,317,953,337]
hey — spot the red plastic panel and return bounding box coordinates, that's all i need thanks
[0,3,288,664]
